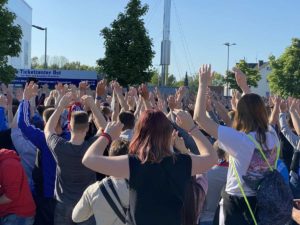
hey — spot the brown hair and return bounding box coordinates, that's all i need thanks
[43,108,55,123]
[129,110,173,163]
[70,111,89,132]
[109,140,129,156]
[233,93,269,148]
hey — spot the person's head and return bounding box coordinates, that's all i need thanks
[101,107,112,121]
[43,108,62,134]
[233,93,269,146]
[213,141,228,161]
[119,111,135,131]
[129,110,173,163]
[69,111,89,135]
[109,140,129,156]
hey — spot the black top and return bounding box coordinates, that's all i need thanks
[128,154,192,225]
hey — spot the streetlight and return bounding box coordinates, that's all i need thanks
[32,25,47,68]
[223,42,236,97]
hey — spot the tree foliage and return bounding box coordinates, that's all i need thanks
[97,0,154,86]
[31,56,96,71]
[0,0,23,84]
[268,38,300,98]
[211,72,225,86]
[224,59,261,93]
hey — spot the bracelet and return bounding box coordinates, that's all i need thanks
[188,125,198,135]
[100,132,112,145]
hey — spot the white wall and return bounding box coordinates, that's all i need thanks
[7,0,32,69]
[252,65,272,97]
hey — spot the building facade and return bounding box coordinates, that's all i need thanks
[251,61,272,97]
[7,0,32,69]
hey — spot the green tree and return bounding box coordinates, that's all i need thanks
[97,0,154,86]
[149,69,160,86]
[224,59,261,92]
[166,74,177,87]
[268,38,300,98]
[0,0,23,84]
[211,72,225,86]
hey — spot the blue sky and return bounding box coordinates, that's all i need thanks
[26,0,300,81]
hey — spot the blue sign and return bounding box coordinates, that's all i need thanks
[11,69,98,88]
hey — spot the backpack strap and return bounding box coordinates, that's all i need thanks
[99,180,126,224]
[230,157,258,225]
[246,134,280,171]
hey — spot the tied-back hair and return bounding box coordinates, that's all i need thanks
[233,93,269,149]
[129,110,173,163]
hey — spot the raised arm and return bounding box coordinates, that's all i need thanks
[269,96,280,126]
[81,95,107,130]
[44,93,72,139]
[233,67,251,95]
[114,82,129,111]
[290,99,300,136]
[176,110,217,175]
[193,64,219,139]
[279,100,300,149]
[82,122,129,178]
[139,84,151,110]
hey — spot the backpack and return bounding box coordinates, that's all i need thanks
[231,134,293,225]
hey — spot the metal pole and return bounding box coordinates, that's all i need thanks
[160,0,171,86]
[226,45,229,97]
[44,28,47,68]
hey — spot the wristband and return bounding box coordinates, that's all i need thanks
[100,132,112,145]
[188,125,198,135]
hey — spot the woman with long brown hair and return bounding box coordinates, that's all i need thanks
[193,64,280,225]
[82,109,217,225]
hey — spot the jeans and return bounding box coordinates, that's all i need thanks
[0,214,34,225]
[54,202,95,225]
[33,195,56,225]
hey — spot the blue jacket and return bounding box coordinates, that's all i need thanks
[0,106,8,132]
[18,100,70,198]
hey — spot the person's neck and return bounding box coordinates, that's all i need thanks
[70,134,85,145]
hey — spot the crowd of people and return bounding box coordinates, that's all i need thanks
[0,65,300,225]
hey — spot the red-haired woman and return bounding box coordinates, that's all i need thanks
[82,109,217,225]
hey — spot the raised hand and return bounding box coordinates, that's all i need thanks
[104,121,124,141]
[279,99,288,113]
[113,81,123,96]
[23,82,38,100]
[15,88,23,102]
[81,95,95,107]
[96,79,107,97]
[139,84,149,100]
[79,81,90,91]
[199,64,211,85]
[167,95,176,111]
[233,67,250,94]
[58,92,73,109]
[175,110,196,132]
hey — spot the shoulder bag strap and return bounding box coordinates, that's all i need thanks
[99,180,126,224]
[230,157,258,225]
[107,178,128,215]
[246,134,280,171]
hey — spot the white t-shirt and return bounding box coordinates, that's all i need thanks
[218,125,279,196]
